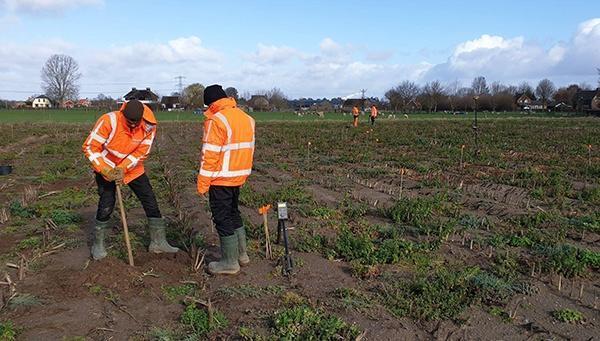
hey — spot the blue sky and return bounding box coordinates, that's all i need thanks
[1,0,599,100]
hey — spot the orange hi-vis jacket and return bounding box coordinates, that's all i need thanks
[197,97,255,194]
[352,106,359,117]
[82,103,157,184]
[371,106,378,117]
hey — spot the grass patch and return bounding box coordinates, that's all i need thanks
[378,267,488,321]
[18,236,42,250]
[270,305,360,340]
[238,326,266,340]
[0,320,17,341]
[9,201,35,218]
[180,302,228,338]
[162,283,197,302]
[88,285,103,295]
[332,287,372,312]
[334,225,434,267]
[217,284,283,299]
[339,197,369,220]
[147,327,180,341]
[385,197,438,228]
[7,293,42,309]
[552,308,584,323]
[295,230,329,254]
[48,209,82,226]
[537,244,600,278]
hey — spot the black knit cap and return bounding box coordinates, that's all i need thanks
[123,99,144,121]
[204,84,227,106]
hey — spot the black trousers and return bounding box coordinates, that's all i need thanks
[209,185,243,237]
[95,172,161,222]
[370,116,376,125]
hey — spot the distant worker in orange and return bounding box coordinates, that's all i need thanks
[370,105,378,126]
[83,99,179,261]
[197,84,255,275]
[352,105,359,127]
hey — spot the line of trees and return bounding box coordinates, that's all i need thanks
[385,76,596,112]
[20,53,600,112]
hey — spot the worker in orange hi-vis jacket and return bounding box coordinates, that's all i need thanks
[352,106,359,127]
[82,99,179,261]
[197,84,255,275]
[370,105,378,126]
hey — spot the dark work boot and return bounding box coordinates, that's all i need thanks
[234,226,250,266]
[91,219,110,260]
[208,234,240,275]
[148,217,180,253]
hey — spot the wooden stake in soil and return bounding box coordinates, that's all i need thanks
[399,168,405,199]
[558,274,562,292]
[259,205,273,260]
[116,185,135,267]
[588,144,592,167]
[18,255,25,281]
[460,144,465,168]
[579,282,584,300]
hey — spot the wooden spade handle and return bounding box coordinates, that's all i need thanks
[116,185,134,266]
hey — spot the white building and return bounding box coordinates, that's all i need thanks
[32,95,53,108]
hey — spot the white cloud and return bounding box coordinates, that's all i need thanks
[424,18,600,84]
[319,38,342,55]
[2,18,600,100]
[245,43,298,65]
[0,0,102,13]
[94,36,221,67]
[366,50,394,62]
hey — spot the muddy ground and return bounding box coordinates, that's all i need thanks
[0,118,598,340]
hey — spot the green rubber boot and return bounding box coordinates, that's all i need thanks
[148,217,180,253]
[235,226,250,266]
[91,219,110,260]
[208,234,240,275]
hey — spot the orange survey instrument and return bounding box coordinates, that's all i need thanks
[258,204,272,259]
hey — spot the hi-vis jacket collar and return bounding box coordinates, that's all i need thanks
[204,97,237,117]
[118,101,157,125]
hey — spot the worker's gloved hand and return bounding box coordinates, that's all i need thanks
[109,167,125,185]
[100,166,113,180]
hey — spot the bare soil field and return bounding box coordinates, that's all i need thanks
[0,117,598,340]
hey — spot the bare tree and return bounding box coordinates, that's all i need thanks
[597,68,600,87]
[225,87,239,100]
[395,81,420,112]
[554,84,580,108]
[490,81,506,96]
[471,76,489,95]
[489,81,508,112]
[92,93,116,110]
[41,54,81,107]
[518,82,535,98]
[535,79,556,108]
[181,83,205,109]
[445,81,460,112]
[266,87,288,110]
[505,85,518,96]
[384,88,400,111]
[423,80,446,112]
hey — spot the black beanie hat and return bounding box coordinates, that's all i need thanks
[204,84,227,106]
[123,99,144,121]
